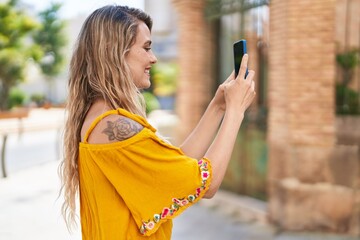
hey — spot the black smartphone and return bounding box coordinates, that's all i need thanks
[233,39,249,78]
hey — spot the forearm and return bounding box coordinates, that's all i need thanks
[179,100,224,159]
[204,110,244,197]
[200,54,255,198]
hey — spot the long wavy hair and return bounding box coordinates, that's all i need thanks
[59,5,152,230]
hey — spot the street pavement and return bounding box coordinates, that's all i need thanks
[0,108,358,240]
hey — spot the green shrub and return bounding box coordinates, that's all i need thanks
[30,93,46,106]
[336,83,360,115]
[336,50,360,87]
[151,63,178,97]
[8,88,27,109]
[142,91,160,114]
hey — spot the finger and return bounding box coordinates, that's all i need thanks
[248,70,255,91]
[251,81,257,98]
[251,80,255,91]
[245,70,255,82]
[226,71,235,83]
[237,54,249,81]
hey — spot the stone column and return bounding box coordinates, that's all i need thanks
[245,31,260,109]
[172,0,215,143]
[267,0,359,234]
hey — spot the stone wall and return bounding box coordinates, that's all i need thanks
[333,117,360,189]
[245,31,260,108]
[268,0,359,235]
[172,0,216,144]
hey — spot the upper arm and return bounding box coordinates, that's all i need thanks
[87,114,144,144]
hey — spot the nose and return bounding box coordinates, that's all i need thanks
[150,52,157,64]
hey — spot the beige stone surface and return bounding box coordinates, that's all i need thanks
[329,144,359,188]
[290,146,333,183]
[277,179,358,233]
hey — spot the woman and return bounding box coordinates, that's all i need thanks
[60,4,255,240]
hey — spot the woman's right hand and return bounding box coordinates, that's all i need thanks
[203,54,256,198]
[223,54,256,114]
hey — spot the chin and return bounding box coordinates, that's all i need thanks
[137,82,151,90]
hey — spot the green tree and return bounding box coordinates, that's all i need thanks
[336,49,359,87]
[336,49,360,114]
[33,2,67,103]
[0,0,42,110]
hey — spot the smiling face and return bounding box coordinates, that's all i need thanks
[125,21,157,89]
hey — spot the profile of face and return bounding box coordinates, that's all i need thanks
[125,21,157,89]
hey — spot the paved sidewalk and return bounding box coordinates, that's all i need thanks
[0,161,81,240]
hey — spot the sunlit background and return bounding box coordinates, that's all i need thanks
[22,0,145,18]
[0,0,359,239]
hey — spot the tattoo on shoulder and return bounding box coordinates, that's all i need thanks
[102,117,143,141]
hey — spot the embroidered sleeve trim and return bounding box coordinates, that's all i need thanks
[139,158,212,236]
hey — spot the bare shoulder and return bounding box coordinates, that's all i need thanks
[87,114,144,144]
[102,115,144,141]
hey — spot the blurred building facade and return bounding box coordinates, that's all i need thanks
[268,0,359,235]
[171,0,360,236]
[145,0,178,60]
[172,0,218,142]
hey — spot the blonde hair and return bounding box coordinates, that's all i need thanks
[59,5,152,229]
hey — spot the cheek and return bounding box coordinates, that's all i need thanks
[126,58,138,75]
[129,55,143,70]
[125,50,147,83]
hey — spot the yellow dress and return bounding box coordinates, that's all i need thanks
[78,108,212,239]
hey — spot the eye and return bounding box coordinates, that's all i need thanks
[144,47,151,52]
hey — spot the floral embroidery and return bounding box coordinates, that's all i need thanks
[139,158,210,235]
[202,171,210,180]
[180,199,188,206]
[153,214,161,223]
[144,221,155,230]
[161,207,170,218]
